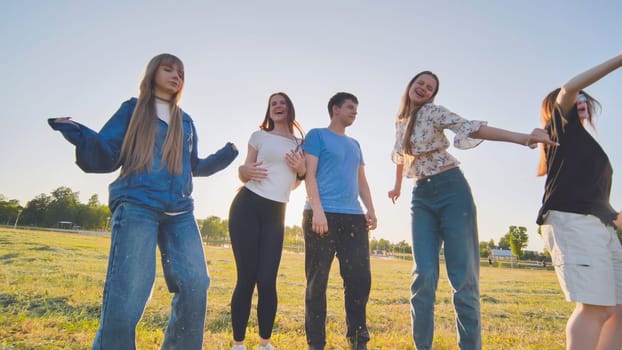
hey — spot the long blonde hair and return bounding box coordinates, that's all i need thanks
[119,53,185,176]
[537,88,600,176]
[399,71,439,155]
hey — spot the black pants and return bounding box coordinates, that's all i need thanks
[228,188,286,341]
[303,210,371,349]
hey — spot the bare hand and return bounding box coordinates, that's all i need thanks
[241,161,268,182]
[388,188,400,204]
[312,211,329,236]
[285,149,305,176]
[53,117,78,126]
[366,212,377,230]
[526,128,558,149]
[613,211,622,229]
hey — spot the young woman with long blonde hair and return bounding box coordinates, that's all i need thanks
[49,53,238,349]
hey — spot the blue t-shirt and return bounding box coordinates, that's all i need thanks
[303,128,364,214]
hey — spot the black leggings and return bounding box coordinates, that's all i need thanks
[228,187,286,341]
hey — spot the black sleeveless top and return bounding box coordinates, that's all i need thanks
[537,104,617,227]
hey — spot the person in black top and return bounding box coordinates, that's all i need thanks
[537,52,622,350]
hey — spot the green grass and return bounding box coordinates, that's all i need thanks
[0,228,570,349]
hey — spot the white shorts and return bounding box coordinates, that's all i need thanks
[541,210,622,306]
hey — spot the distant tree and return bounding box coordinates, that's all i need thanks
[369,238,382,251]
[87,194,100,207]
[479,241,491,258]
[44,187,80,227]
[370,238,379,251]
[522,250,540,261]
[22,193,52,226]
[284,225,303,247]
[199,216,228,241]
[487,239,496,250]
[393,240,412,255]
[75,195,111,230]
[508,225,529,258]
[377,238,391,252]
[0,195,22,225]
[498,234,511,250]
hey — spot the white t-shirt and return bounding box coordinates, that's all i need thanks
[156,100,170,124]
[245,130,301,203]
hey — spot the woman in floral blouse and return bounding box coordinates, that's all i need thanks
[388,70,555,350]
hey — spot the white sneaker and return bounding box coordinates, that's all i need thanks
[232,345,246,350]
[258,344,275,350]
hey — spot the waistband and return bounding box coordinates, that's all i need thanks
[416,166,462,185]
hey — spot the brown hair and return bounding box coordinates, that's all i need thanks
[119,53,185,176]
[261,92,305,148]
[399,71,439,155]
[537,88,600,176]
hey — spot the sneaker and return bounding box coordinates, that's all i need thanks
[232,345,246,350]
[258,344,275,350]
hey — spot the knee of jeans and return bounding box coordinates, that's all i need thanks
[199,273,210,291]
[411,269,439,294]
[185,271,210,293]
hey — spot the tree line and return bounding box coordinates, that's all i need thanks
[1,187,111,230]
[2,188,621,257]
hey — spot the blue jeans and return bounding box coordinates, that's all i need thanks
[92,203,210,350]
[410,168,481,350]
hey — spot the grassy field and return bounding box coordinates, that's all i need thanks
[0,228,570,349]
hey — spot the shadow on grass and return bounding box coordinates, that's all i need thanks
[0,292,100,320]
[0,253,20,263]
[206,308,231,332]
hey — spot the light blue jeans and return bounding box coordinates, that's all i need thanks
[92,203,210,350]
[410,168,481,350]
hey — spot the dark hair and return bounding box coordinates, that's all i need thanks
[260,92,305,147]
[327,92,358,118]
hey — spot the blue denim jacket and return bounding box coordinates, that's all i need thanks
[49,98,238,212]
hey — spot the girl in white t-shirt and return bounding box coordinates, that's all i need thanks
[229,92,305,350]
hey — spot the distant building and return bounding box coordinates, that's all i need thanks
[57,221,72,229]
[490,249,518,263]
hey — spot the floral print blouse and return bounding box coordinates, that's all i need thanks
[391,103,487,178]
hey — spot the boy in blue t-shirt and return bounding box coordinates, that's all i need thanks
[302,92,377,350]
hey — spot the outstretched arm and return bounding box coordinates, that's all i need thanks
[469,125,557,148]
[557,53,622,116]
[48,99,136,173]
[191,122,239,176]
[192,141,238,176]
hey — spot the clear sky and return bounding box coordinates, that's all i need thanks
[1,0,621,251]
